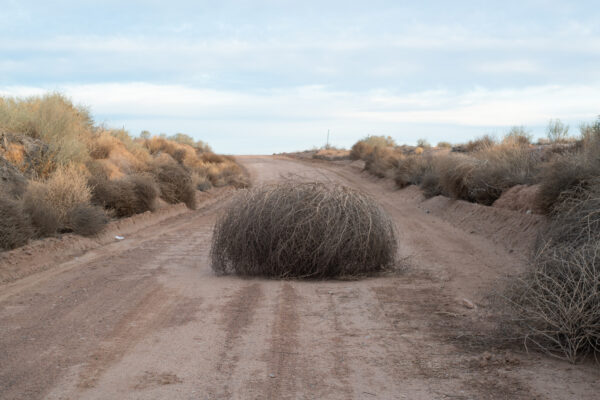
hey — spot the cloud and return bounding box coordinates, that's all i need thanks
[3,82,598,125]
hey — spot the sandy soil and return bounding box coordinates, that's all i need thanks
[0,156,598,400]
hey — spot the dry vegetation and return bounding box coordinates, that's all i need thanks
[346,118,600,362]
[0,93,247,250]
[211,182,397,278]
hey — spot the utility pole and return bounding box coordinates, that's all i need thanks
[326,129,330,148]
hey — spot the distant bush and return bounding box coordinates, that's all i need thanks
[416,138,431,148]
[393,155,431,188]
[546,119,570,143]
[462,134,496,152]
[350,135,395,160]
[0,194,33,250]
[211,182,397,278]
[151,162,196,209]
[437,141,452,148]
[503,126,532,146]
[364,146,401,178]
[534,156,593,214]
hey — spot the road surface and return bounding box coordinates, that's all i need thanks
[0,156,598,399]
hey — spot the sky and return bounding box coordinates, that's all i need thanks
[1,1,599,154]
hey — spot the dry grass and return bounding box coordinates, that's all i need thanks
[313,148,351,161]
[0,93,92,170]
[44,164,92,225]
[211,182,397,278]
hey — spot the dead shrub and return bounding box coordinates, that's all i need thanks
[44,164,92,226]
[211,182,397,278]
[151,162,196,209]
[535,156,594,214]
[0,194,33,250]
[201,152,227,164]
[461,134,496,153]
[393,155,430,188]
[507,180,600,363]
[420,171,442,198]
[0,155,27,198]
[191,171,212,191]
[22,181,60,236]
[66,204,108,236]
[90,174,159,217]
[468,145,540,205]
[364,147,400,178]
[436,154,477,200]
[510,241,600,363]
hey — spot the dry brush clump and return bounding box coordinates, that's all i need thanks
[151,161,196,209]
[0,93,248,251]
[508,184,600,362]
[211,182,397,278]
[90,174,159,217]
[0,194,34,250]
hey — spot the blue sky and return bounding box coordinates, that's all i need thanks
[1,1,599,154]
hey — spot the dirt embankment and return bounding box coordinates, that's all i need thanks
[0,156,598,400]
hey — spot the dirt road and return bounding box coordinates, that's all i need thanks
[0,156,598,399]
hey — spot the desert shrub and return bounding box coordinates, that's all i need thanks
[151,162,196,209]
[44,164,92,225]
[350,141,371,160]
[201,152,227,164]
[437,141,452,148]
[211,182,397,278]
[503,126,532,146]
[0,194,33,250]
[416,138,431,148]
[462,135,496,152]
[420,171,442,198]
[510,186,600,362]
[436,154,477,200]
[0,93,92,169]
[168,133,196,147]
[535,156,594,214]
[546,119,570,143]
[350,135,395,160]
[66,204,108,236]
[207,162,248,188]
[467,145,541,205]
[0,156,27,198]
[364,146,401,178]
[511,241,600,363]
[22,181,60,236]
[192,171,212,191]
[90,174,159,217]
[394,155,431,188]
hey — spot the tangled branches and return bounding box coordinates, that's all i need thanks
[210,182,397,278]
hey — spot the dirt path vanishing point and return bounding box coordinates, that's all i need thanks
[1,155,598,400]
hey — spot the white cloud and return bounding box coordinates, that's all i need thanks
[2,82,598,131]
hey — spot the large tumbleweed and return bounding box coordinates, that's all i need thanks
[210,181,397,278]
